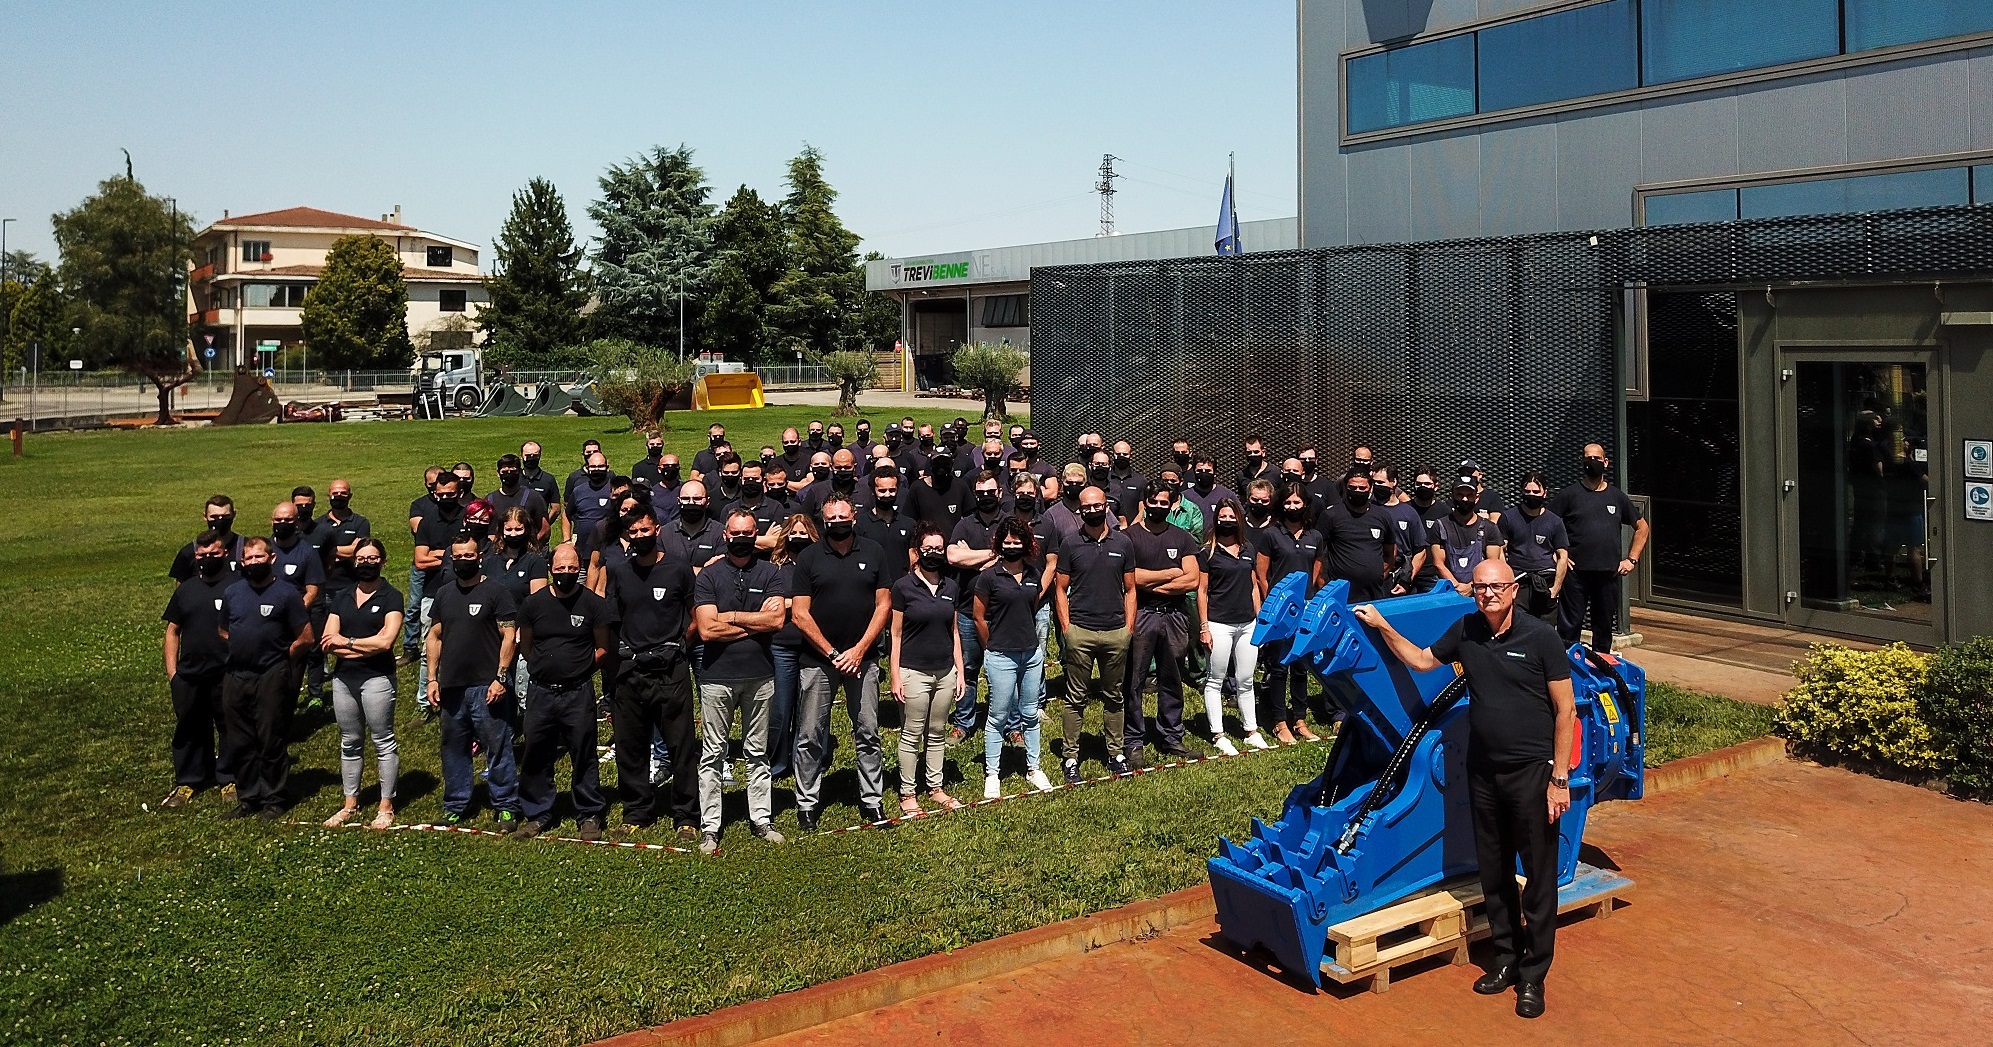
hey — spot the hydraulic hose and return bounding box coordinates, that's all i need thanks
[1333,672,1470,854]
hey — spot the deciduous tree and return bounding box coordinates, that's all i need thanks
[301,234,414,370]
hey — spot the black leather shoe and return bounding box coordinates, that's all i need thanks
[797,809,820,834]
[1516,982,1545,1019]
[1473,964,1516,995]
[221,802,258,821]
[860,804,888,824]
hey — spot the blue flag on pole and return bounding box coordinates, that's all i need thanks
[1215,173,1243,256]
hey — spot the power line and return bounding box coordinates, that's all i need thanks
[1096,154,1121,237]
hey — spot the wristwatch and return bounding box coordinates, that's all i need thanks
[1549,775,1569,789]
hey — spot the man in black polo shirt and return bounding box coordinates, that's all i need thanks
[691,423,727,482]
[664,480,724,571]
[908,441,966,534]
[160,530,240,808]
[726,459,785,553]
[1121,483,1201,764]
[1316,470,1397,603]
[563,439,605,503]
[942,471,1007,741]
[1499,472,1571,626]
[517,441,564,535]
[690,510,788,854]
[1054,487,1137,783]
[789,494,893,830]
[566,451,616,559]
[169,495,246,582]
[425,535,521,828]
[1297,444,1339,511]
[855,470,918,583]
[1433,478,1507,594]
[514,544,612,841]
[604,509,700,836]
[412,471,470,703]
[1355,559,1576,1019]
[487,453,552,549]
[1549,443,1648,652]
[403,466,444,661]
[219,538,314,820]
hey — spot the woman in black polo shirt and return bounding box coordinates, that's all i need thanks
[973,518,1058,798]
[890,526,966,815]
[1255,483,1325,744]
[318,538,405,829]
[1198,499,1273,756]
[483,507,548,706]
[766,514,818,781]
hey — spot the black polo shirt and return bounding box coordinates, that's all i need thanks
[908,476,967,533]
[605,554,696,652]
[973,563,1043,651]
[891,572,961,673]
[481,547,547,603]
[692,556,783,681]
[428,577,518,690]
[1258,524,1323,592]
[1548,482,1641,572]
[409,493,437,530]
[1432,610,1572,769]
[1029,515,1062,568]
[1303,474,1340,512]
[163,575,234,677]
[221,578,309,673]
[1199,538,1259,626]
[168,534,245,583]
[414,505,469,585]
[792,537,889,657]
[725,496,787,544]
[315,510,372,590]
[690,447,723,480]
[519,586,607,689]
[1058,528,1135,631]
[269,538,326,597]
[854,507,918,582]
[1316,504,1395,590]
[1499,508,1570,573]
[664,515,725,571]
[948,511,1004,589]
[518,468,562,517]
[1106,470,1147,521]
[1124,521,1197,610]
[1181,482,1239,523]
[327,583,405,675]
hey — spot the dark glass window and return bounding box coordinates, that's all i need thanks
[438,289,468,313]
[1845,0,1993,52]
[426,245,453,268]
[1975,166,1993,205]
[241,240,271,262]
[1643,188,1739,226]
[1640,0,1839,85]
[1740,167,1970,219]
[1346,34,1476,133]
[1477,0,1638,112]
[1627,291,1742,605]
[980,294,1030,328]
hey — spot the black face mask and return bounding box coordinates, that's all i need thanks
[825,520,855,541]
[726,535,757,558]
[587,469,609,484]
[719,475,741,492]
[1143,503,1169,525]
[1412,484,1437,503]
[1246,453,1265,465]
[550,571,581,593]
[1300,460,1318,477]
[808,431,824,444]
[739,479,763,498]
[828,434,844,448]
[785,535,813,553]
[329,494,351,511]
[1344,488,1370,509]
[1021,445,1039,458]
[271,521,298,540]
[195,555,227,579]
[1112,455,1132,470]
[208,514,235,533]
[1015,494,1039,514]
[1282,472,1304,486]
[929,457,953,478]
[831,469,855,489]
[975,492,1001,513]
[1583,459,1608,479]
[522,455,542,470]
[660,466,680,483]
[1453,499,1479,516]
[1373,484,1395,502]
[647,445,663,460]
[783,442,801,454]
[452,558,481,580]
[811,467,830,482]
[680,503,707,523]
[354,561,382,582]
[1063,489,1081,506]
[499,470,521,488]
[886,435,902,450]
[1216,520,1240,536]
[1280,504,1303,522]
[856,429,871,442]
[759,455,776,470]
[919,437,935,450]
[1080,507,1108,528]
[1247,501,1272,518]
[873,494,898,511]
[503,532,528,550]
[1171,452,1190,469]
[1520,493,1547,511]
[627,534,657,556]
[241,561,272,583]
[919,549,947,571]
[1089,465,1109,481]
[1193,471,1216,487]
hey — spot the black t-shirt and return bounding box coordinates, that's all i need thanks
[1411,499,1449,581]
[327,582,405,675]
[1124,521,1198,610]
[693,556,783,681]
[1547,483,1641,572]
[1258,525,1323,592]
[162,575,234,677]
[1106,471,1147,522]
[663,516,725,571]
[1432,513,1506,581]
[1058,528,1135,631]
[690,448,723,480]
[1029,514,1062,568]
[409,493,437,528]
[268,538,327,597]
[1303,474,1340,512]
[792,538,889,656]
[605,554,696,653]
[974,563,1044,651]
[481,547,548,602]
[892,572,961,673]
[221,579,309,673]
[948,511,1004,589]
[428,578,518,690]
[565,478,618,542]
[316,511,372,590]
[771,561,805,649]
[908,476,967,534]
[1316,504,1395,589]
[169,534,245,583]
[414,505,469,584]
[1199,539,1259,626]
[1432,611,1573,768]
[854,508,918,582]
[1498,508,1570,573]
[519,586,607,688]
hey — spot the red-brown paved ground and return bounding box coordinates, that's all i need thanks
[760,761,1992,1047]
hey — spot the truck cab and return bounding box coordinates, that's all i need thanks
[416,348,483,412]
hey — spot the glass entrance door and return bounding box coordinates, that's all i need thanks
[1782,355,1940,642]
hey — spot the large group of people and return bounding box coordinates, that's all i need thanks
[158,415,1649,863]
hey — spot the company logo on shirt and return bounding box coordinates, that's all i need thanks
[1536,535,1549,546]
[1505,650,1527,659]
[1369,528,1381,539]
[1166,547,1179,560]
[1607,505,1618,515]
[598,498,609,507]
[258,604,273,617]
[284,564,298,576]
[213,598,224,610]
[469,604,484,616]
[652,587,668,601]
[859,562,868,570]
[569,614,586,628]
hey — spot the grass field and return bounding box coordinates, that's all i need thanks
[0,405,1776,1045]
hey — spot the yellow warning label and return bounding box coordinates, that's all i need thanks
[1599,690,1621,725]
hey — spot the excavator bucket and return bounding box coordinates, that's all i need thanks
[693,372,765,410]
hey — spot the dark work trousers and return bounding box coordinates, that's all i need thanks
[597,650,621,719]
[223,663,298,810]
[1258,636,1311,726]
[519,680,606,826]
[1469,760,1560,986]
[304,600,333,699]
[613,659,697,828]
[1521,570,1560,627]
[1557,569,1622,651]
[1123,606,1190,753]
[169,671,236,787]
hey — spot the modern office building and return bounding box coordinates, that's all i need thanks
[1029,1,1993,646]
[186,206,488,368]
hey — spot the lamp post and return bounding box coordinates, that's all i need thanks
[3,217,15,404]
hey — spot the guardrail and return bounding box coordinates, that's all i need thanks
[754,364,833,389]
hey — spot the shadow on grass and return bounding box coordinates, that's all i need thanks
[0,866,64,926]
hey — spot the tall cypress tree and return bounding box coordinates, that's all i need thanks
[479,177,591,367]
[768,145,864,356]
[587,144,714,348]
[700,185,788,364]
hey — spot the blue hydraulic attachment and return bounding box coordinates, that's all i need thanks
[1211,576,1646,984]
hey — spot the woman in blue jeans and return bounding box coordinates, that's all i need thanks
[766,514,818,781]
[972,518,1058,797]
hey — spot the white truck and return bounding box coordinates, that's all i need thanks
[415,347,484,413]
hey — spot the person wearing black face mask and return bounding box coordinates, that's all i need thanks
[1236,436,1272,493]
[1406,469,1449,590]
[691,425,728,482]
[412,473,470,706]
[316,537,404,830]
[481,508,550,609]
[1368,464,1426,592]
[513,544,613,842]
[1458,458,1507,516]
[426,534,523,829]
[897,424,935,477]
[1316,472,1398,606]
[319,479,372,593]
[1499,472,1571,626]
[1121,483,1203,764]
[789,496,894,829]
[1042,464,1090,541]
[160,531,245,809]
[1243,479,1278,537]
[850,421,875,463]
[564,452,616,558]
[801,449,860,521]
[1053,487,1137,781]
[909,443,965,535]
[664,480,725,573]
[170,495,247,582]
[801,451,834,497]
[486,454,551,550]
[934,471,1007,742]
[268,501,329,708]
[1296,444,1339,510]
[690,510,789,852]
[218,537,315,821]
[602,510,700,836]
[1256,484,1325,745]
[855,470,918,584]
[1169,440,1193,475]
[1548,443,1647,651]
[805,421,827,454]
[1433,479,1507,596]
[725,461,785,554]
[1180,454,1238,533]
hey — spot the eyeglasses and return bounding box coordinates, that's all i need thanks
[1469,582,1518,595]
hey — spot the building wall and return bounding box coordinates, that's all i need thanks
[1300,0,1993,247]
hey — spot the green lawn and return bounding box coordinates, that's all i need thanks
[0,405,1773,1046]
[1642,680,1779,765]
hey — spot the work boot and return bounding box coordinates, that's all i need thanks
[160,785,194,809]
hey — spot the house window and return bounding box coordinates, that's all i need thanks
[427,245,453,268]
[244,284,307,308]
[241,240,271,262]
[439,289,467,312]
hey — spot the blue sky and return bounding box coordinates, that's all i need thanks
[0,1,1296,266]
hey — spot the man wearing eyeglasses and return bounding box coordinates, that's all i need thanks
[1352,559,1576,1021]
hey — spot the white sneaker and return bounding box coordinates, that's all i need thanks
[984,775,1002,800]
[1026,768,1056,792]
[1243,731,1273,751]
[1214,735,1240,757]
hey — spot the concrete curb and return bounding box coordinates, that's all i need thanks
[601,737,1790,1047]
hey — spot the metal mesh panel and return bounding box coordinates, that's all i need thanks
[1031,203,1993,488]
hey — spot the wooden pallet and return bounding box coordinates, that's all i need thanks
[1320,862,1633,993]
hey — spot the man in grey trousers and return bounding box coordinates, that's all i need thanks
[787,495,893,832]
[690,510,788,856]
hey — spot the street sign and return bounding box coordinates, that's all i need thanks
[204,346,216,359]
[263,368,276,380]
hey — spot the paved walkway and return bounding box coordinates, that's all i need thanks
[752,760,1991,1047]
[1625,607,1874,705]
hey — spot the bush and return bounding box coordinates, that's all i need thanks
[1774,643,1950,773]
[1920,636,1993,793]
[950,341,1027,421]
